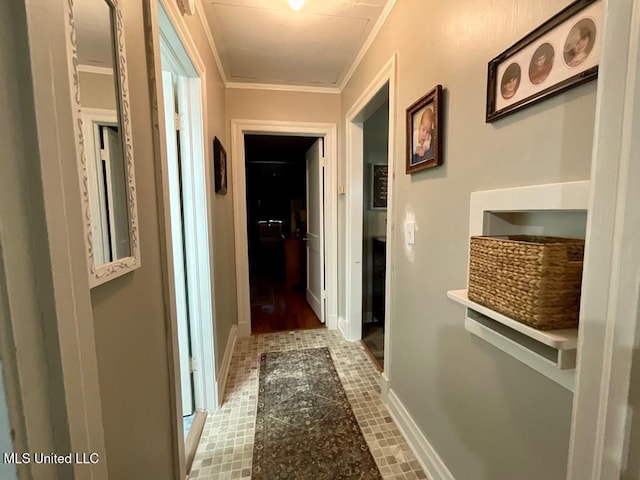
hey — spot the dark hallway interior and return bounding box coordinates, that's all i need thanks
[244,134,324,334]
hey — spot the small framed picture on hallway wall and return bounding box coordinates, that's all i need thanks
[406,84,443,174]
[486,0,603,122]
[213,137,227,195]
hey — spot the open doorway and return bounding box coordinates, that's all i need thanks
[361,98,389,370]
[231,120,338,338]
[345,56,396,384]
[245,135,325,334]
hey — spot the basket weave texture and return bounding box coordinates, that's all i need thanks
[468,235,584,330]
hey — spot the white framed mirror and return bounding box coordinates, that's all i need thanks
[67,0,141,287]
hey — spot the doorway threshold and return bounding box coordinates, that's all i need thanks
[360,339,383,373]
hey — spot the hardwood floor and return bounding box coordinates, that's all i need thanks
[250,274,324,334]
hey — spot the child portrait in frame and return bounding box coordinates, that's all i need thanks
[406,84,443,174]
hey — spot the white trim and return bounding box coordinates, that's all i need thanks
[80,108,119,268]
[78,64,114,76]
[231,119,338,337]
[188,0,395,94]
[194,0,227,85]
[379,371,389,402]
[226,81,340,94]
[344,55,397,371]
[469,180,590,236]
[146,0,222,476]
[71,0,141,288]
[216,325,237,407]
[158,0,205,73]
[386,390,455,480]
[158,0,218,413]
[568,0,640,477]
[338,0,397,91]
[338,315,348,338]
[176,74,218,412]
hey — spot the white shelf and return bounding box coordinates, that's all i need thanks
[455,181,587,392]
[448,289,578,391]
[447,290,578,349]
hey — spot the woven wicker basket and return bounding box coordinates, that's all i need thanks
[468,235,584,330]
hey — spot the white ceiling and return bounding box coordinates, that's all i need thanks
[201,0,390,89]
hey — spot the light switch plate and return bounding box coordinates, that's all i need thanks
[406,221,415,245]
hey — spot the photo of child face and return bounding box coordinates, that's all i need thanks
[528,42,555,85]
[413,107,434,158]
[417,109,433,144]
[564,18,596,68]
[500,62,521,100]
[406,85,442,172]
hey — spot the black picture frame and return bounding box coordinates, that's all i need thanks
[486,0,602,123]
[213,137,227,195]
[406,84,443,174]
[371,164,388,210]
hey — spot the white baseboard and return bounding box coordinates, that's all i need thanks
[338,316,348,339]
[217,325,237,406]
[237,321,251,338]
[379,372,390,402]
[327,314,338,330]
[386,389,455,480]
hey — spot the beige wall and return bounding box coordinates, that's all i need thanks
[90,2,175,477]
[90,4,229,480]
[78,71,117,111]
[342,1,596,479]
[226,88,341,125]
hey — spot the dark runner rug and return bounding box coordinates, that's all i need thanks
[252,347,382,479]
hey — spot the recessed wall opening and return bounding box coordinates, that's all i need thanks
[244,134,325,334]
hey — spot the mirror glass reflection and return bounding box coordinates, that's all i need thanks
[75,0,131,265]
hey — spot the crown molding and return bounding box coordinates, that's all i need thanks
[338,0,397,92]
[191,0,396,94]
[195,0,228,86]
[226,81,340,94]
[77,65,114,75]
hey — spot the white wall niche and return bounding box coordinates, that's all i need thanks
[448,181,590,391]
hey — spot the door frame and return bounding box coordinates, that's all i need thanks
[231,120,338,337]
[567,0,640,477]
[145,0,219,477]
[344,55,397,385]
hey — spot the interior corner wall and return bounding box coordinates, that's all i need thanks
[341,1,596,479]
[89,3,229,479]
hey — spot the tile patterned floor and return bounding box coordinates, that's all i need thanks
[188,329,428,480]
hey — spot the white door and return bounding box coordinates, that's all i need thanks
[162,71,193,417]
[306,139,325,323]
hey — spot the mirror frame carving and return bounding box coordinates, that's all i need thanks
[66,0,141,287]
